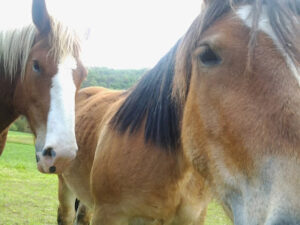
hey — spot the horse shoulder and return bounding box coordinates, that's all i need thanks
[91,117,184,219]
[60,87,125,207]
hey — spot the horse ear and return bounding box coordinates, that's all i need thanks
[32,0,51,35]
[83,28,91,41]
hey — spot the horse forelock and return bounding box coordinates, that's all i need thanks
[0,17,81,81]
[48,17,81,64]
[173,0,300,103]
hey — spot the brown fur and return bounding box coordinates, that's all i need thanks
[0,69,19,154]
[177,1,300,224]
[58,87,211,224]
[0,128,9,156]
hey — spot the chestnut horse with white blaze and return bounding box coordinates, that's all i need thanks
[58,0,300,224]
[0,0,87,174]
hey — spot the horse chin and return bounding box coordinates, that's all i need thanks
[219,156,300,225]
[229,201,300,225]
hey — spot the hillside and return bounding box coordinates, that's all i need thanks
[11,67,147,132]
[82,67,147,90]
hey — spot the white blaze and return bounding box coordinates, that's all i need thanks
[44,55,78,156]
[237,5,300,85]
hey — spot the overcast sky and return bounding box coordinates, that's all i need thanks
[0,0,201,69]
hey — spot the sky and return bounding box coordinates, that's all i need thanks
[0,0,201,69]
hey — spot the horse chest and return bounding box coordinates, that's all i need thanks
[62,161,94,208]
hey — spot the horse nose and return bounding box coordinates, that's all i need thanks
[42,147,56,158]
[40,147,57,173]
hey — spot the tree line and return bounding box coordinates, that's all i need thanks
[82,67,147,90]
[11,67,147,133]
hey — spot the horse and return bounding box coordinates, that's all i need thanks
[58,86,210,225]
[58,0,300,224]
[0,0,87,174]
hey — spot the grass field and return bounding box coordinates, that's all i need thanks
[0,131,232,225]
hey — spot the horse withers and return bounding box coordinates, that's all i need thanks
[59,0,300,224]
[0,0,87,174]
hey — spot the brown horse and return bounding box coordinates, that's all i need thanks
[0,0,87,174]
[59,0,300,224]
[58,86,210,225]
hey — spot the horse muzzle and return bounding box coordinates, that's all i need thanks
[36,145,77,174]
[268,217,300,225]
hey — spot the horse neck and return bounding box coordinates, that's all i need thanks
[75,88,124,157]
[0,68,20,132]
[0,71,20,155]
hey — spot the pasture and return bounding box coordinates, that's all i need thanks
[0,131,231,225]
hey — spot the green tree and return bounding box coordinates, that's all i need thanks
[82,67,147,89]
[9,116,31,133]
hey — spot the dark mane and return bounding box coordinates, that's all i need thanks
[111,42,181,152]
[112,0,300,152]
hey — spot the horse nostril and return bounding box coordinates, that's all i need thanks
[49,166,56,173]
[42,147,56,158]
[36,154,40,162]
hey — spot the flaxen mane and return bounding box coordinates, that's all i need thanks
[113,0,300,152]
[0,25,36,79]
[0,17,80,80]
[47,19,81,63]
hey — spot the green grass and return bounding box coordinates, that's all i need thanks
[206,202,232,225]
[6,131,34,145]
[0,132,58,225]
[0,131,231,224]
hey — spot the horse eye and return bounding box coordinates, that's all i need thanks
[32,60,41,73]
[198,46,222,67]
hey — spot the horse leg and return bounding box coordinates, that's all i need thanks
[74,202,92,225]
[0,127,9,156]
[149,220,163,225]
[197,207,207,225]
[130,218,163,225]
[91,204,128,225]
[57,175,76,225]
